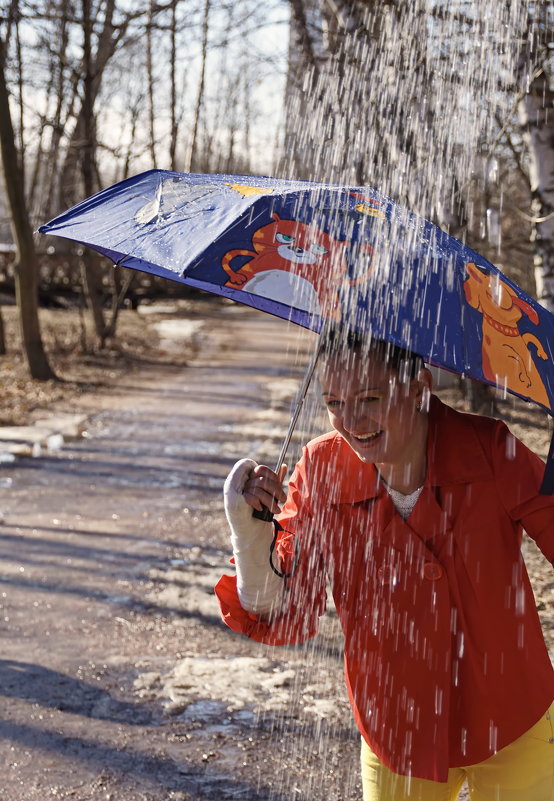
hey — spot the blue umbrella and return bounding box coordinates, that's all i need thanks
[39,169,554,492]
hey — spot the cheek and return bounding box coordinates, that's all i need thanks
[387,399,417,429]
[386,386,413,413]
[327,411,341,431]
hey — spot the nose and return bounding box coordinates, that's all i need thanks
[341,400,370,434]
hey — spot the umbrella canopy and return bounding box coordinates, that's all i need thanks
[39,169,554,419]
[40,169,554,496]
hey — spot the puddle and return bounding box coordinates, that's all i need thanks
[46,433,64,451]
[179,699,227,720]
[154,319,204,344]
[135,651,350,729]
[107,595,132,605]
[163,439,226,456]
[231,709,256,725]
[137,304,182,315]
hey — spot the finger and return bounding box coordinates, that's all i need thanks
[243,486,281,514]
[245,472,287,503]
[242,489,263,512]
[251,464,280,482]
[277,464,288,483]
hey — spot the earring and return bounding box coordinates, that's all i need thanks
[418,388,431,414]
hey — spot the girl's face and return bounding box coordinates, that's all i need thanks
[319,350,429,467]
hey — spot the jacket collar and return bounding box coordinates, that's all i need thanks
[425,395,493,486]
[330,394,494,505]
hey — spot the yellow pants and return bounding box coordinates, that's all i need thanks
[361,702,554,801]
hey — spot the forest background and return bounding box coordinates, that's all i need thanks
[0,0,552,401]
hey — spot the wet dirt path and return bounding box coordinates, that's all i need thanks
[0,304,361,801]
[0,303,551,801]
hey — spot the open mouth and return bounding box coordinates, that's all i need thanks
[350,430,383,447]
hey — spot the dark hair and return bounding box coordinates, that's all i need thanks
[320,327,424,380]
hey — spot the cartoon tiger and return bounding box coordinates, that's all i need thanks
[221,213,373,322]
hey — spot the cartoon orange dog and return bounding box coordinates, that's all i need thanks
[463,262,550,407]
[221,213,373,322]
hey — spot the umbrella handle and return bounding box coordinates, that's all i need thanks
[252,505,274,522]
[251,334,324,523]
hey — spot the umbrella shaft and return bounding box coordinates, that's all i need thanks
[274,335,323,474]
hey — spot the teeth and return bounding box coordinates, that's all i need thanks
[354,431,380,440]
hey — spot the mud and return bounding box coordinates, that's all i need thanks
[0,303,551,800]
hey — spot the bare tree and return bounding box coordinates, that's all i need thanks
[122,86,145,180]
[282,1,530,225]
[57,0,142,210]
[79,0,109,347]
[517,10,554,312]
[282,0,536,412]
[168,0,179,170]
[188,0,210,172]
[0,297,5,353]
[0,36,55,379]
[38,0,76,219]
[146,0,158,169]
[0,0,285,317]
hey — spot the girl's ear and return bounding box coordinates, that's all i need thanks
[416,368,432,413]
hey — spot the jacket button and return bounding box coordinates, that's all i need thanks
[423,562,443,581]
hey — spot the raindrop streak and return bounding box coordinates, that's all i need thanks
[489,721,499,753]
[280,1,529,229]
[217,3,547,799]
[457,632,465,659]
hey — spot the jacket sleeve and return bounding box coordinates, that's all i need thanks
[214,447,328,646]
[490,420,553,565]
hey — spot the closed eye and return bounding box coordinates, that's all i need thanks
[310,243,328,255]
[324,396,381,410]
[276,232,295,244]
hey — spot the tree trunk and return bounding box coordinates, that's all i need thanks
[459,377,497,416]
[58,0,119,210]
[188,0,210,172]
[146,0,157,169]
[518,61,554,312]
[0,306,6,355]
[15,10,25,188]
[102,268,133,343]
[38,0,72,219]
[0,37,55,380]
[242,62,251,171]
[169,0,178,170]
[57,0,135,346]
[80,253,107,347]
[81,0,107,348]
[123,93,142,179]
[283,0,509,414]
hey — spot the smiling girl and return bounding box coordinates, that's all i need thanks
[215,335,554,801]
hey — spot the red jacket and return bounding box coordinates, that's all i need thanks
[215,397,554,781]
